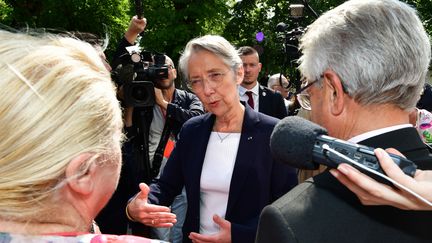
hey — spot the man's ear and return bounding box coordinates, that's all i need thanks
[323,71,345,116]
[65,153,97,196]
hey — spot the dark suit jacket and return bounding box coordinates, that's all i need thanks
[258,85,288,119]
[149,105,298,243]
[256,127,432,243]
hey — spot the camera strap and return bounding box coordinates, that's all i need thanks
[151,118,174,179]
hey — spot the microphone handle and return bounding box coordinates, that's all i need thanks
[135,0,143,19]
[312,135,417,186]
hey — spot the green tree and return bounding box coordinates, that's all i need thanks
[0,0,232,66]
[1,0,431,81]
[138,0,230,67]
[225,0,431,85]
[0,0,13,24]
[1,0,131,55]
[224,0,331,83]
[405,0,432,36]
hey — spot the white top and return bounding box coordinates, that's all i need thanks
[348,124,412,143]
[238,83,259,111]
[199,132,241,235]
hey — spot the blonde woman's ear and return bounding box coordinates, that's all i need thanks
[65,153,96,195]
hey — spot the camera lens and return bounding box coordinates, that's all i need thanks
[124,81,155,107]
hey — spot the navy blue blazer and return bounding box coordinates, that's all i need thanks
[258,85,288,119]
[149,105,298,243]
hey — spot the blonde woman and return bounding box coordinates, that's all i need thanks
[0,29,169,242]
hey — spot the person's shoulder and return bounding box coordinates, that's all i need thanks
[259,85,282,97]
[245,106,279,128]
[271,178,316,210]
[174,88,188,97]
[175,88,198,99]
[182,112,211,127]
[259,85,272,92]
[271,172,351,211]
[256,110,280,125]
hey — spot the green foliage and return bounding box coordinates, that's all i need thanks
[0,0,13,24]
[405,0,432,36]
[138,0,230,65]
[1,0,431,79]
[1,0,130,55]
[225,0,432,82]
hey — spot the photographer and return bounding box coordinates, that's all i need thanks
[96,16,204,242]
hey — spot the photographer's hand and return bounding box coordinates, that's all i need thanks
[154,88,168,111]
[125,16,147,44]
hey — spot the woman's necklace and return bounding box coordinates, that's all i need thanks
[216,132,231,143]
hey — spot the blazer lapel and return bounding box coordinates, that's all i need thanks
[258,85,269,114]
[225,106,260,217]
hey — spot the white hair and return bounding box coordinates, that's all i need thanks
[298,0,431,109]
[268,73,288,88]
[179,35,242,81]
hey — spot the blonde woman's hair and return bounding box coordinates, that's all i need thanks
[0,30,123,221]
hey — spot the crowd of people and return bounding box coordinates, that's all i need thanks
[1,0,432,242]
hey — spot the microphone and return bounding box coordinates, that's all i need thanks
[135,0,143,19]
[270,116,417,180]
[270,116,432,207]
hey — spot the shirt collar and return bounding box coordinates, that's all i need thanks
[348,124,413,143]
[238,82,259,96]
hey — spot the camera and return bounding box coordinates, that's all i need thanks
[275,2,319,116]
[275,2,319,89]
[276,4,306,62]
[112,47,169,107]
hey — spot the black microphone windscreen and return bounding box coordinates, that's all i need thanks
[270,116,328,169]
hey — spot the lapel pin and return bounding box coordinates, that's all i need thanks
[248,136,253,140]
[262,92,266,96]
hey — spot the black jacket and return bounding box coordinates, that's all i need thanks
[258,85,288,119]
[256,127,432,243]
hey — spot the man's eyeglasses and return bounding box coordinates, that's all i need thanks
[296,74,348,111]
[295,77,321,111]
[187,70,230,92]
